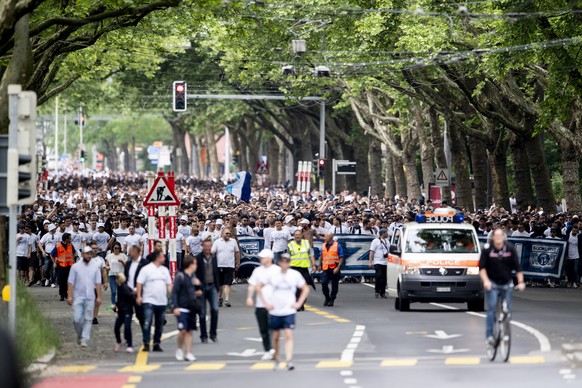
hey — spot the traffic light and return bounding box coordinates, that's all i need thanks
[74,114,85,125]
[7,91,37,206]
[318,159,326,177]
[173,81,187,112]
[80,150,86,162]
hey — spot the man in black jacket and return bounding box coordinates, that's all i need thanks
[196,239,220,343]
[124,245,149,328]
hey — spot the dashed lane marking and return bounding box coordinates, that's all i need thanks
[58,365,97,373]
[121,385,135,388]
[306,322,332,326]
[509,356,545,364]
[185,363,226,371]
[445,357,481,365]
[118,347,161,373]
[380,359,418,367]
[250,362,277,370]
[127,376,142,383]
[304,305,352,323]
[316,360,354,368]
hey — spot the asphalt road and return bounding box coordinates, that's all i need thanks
[34,283,581,388]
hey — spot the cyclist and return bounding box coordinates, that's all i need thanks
[479,228,526,345]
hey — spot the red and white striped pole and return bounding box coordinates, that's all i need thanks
[147,172,155,258]
[167,171,177,281]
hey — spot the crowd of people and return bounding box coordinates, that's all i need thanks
[12,172,582,363]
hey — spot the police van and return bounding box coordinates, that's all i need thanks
[387,208,484,312]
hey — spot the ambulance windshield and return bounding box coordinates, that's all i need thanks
[405,229,478,254]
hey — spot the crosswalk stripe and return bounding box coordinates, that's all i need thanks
[127,376,142,383]
[509,356,545,364]
[251,362,277,370]
[316,360,354,368]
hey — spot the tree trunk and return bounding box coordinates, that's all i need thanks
[384,148,396,199]
[352,131,370,195]
[267,137,279,185]
[121,143,130,172]
[368,137,383,197]
[509,133,534,210]
[392,154,407,198]
[525,132,556,211]
[129,136,137,172]
[561,142,582,213]
[277,138,285,185]
[429,109,452,203]
[191,133,203,178]
[414,106,434,193]
[205,120,220,179]
[0,14,33,134]
[449,123,472,210]
[468,137,488,210]
[0,216,7,289]
[487,131,511,210]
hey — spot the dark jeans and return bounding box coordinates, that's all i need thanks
[114,312,133,347]
[374,264,387,296]
[142,303,166,346]
[291,266,312,307]
[57,266,70,298]
[255,307,271,351]
[199,284,219,340]
[134,302,144,329]
[485,283,512,338]
[566,259,580,284]
[321,268,341,300]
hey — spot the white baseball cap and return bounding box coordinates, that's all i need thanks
[258,249,274,259]
[97,223,105,228]
[82,246,93,254]
[47,224,56,232]
[180,215,188,222]
[284,215,294,224]
[300,219,310,225]
[216,219,223,225]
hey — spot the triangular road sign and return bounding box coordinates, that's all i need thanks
[143,176,180,206]
[436,169,449,182]
[256,161,269,175]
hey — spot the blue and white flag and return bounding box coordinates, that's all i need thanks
[226,171,252,202]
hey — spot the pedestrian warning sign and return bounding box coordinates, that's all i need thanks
[256,161,269,175]
[143,176,180,206]
[435,168,450,187]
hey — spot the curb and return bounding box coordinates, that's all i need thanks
[561,343,582,367]
[26,347,56,375]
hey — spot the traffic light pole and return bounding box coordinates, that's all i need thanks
[319,101,325,194]
[7,85,19,335]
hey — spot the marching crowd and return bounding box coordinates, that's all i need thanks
[12,172,582,366]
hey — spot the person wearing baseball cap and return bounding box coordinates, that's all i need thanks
[246,249,280,360]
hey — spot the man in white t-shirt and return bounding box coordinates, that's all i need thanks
[368,228,389,299]
[269,219,292,263]
[257,253,309,371]
[136,250,172,352]
[123,225,143,255]
[211,228,240,307]
[185,227,203,257]
[93,224,110,257]
[246,249,281,360]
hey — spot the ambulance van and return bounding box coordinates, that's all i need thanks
[387,208,484,312]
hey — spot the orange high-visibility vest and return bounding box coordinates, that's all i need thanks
[321,242,340,270]
[55,243,75,267]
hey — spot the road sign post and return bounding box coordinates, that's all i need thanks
[332,159,357,195]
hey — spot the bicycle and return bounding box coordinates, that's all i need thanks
[486,283,517,362]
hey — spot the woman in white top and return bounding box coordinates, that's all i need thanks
[105,242,128,307]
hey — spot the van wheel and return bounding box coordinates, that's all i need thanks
[394,297,400,310]
[397,287,410,312]
[467,299,485,312]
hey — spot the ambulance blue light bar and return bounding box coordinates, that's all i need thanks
[415,212,464,224]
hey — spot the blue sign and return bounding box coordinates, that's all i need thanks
[478,237,567,280]
[237,236,376,278]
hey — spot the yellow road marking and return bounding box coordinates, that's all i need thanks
[306,322,331,326]
[335,318,351,323]
[135,348,148,366]
[325,315,340,319]
[58,365,97,373]
[236,326,256,330]
[381,359,418,367]
[304,305,351,323]
[509,356,545,364]
[127,376,142,383]
[185,363,226,371]
[251,362,277,370]
[445,357,481,365]
[118,364,161,373]
[316,360,354,368]
[121,385,135,388]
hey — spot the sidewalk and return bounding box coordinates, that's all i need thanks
[27,286,137,366]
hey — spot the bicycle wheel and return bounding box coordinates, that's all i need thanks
[487,320,499,361]
[499,317,511,362]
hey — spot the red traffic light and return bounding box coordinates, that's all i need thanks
[318,159,325,166]
[176,84,185,93]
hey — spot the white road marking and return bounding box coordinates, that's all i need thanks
[563,374,576,380]
[344,379,358,385]
[244,337,263,342]
[430,302,552,352]
[346,343,358,349]
[426,345,470,354]
[341,325,366,362]
[227,348,261,357]
[340,370,353,376]
[362,283,551,353]
[424,330,462,340]
[560,369,572,375]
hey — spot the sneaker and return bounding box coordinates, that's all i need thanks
[210,337,218,343]
[114,343,122,353]
[35,280,41,286]
[573,283,579,289]
[185,353,196,362]
[153,344,163,352]
[225,300,231,307]
[323,298,330,306]
[287,362,295,371]
[80,341,88,349]
[143,344,150,352]
[375,293,379,299]
[486,336,495,346]
[201,338,208,344]
[51,283,56,288]
[261,349,275,360]
[126,347,134,353]
[44,279,49,287]
[92,318,99,325]
[380,294,388,299]
[328,299,335,307]
[28,281,34,287]
[175,348,184,361]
